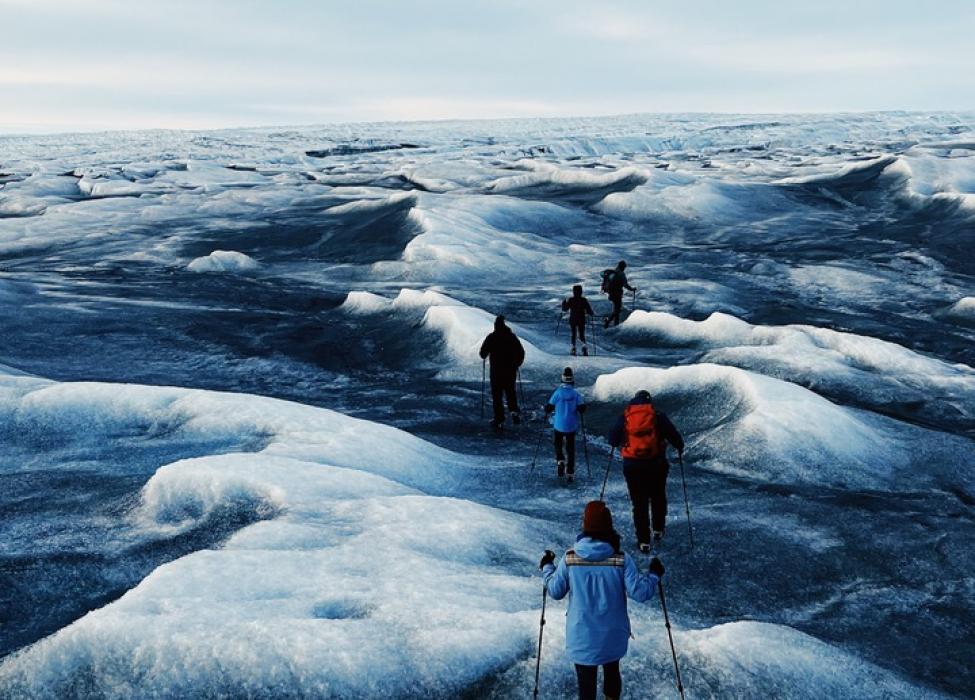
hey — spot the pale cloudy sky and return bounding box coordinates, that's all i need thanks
[2,0,973,133]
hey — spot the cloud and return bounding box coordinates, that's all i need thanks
[0,0,972,132]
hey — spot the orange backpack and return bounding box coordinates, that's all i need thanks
[621,403,662,459]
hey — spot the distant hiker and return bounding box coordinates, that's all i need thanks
[562,284,595,356]
[544,367,586,482]
[600,260,636,328]
[540,501,665,700]
[479,315,526,430]
[608,390,684,552]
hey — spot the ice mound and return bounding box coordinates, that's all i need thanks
[373,192,585,283]
[593,364,975,492]
[339,288,546,374]
[0,376,458,494]
[675,620,949,699]
[339,290,393,315]
[338,288,635,383]
[0,429,545,699]
[617,311,975,428]
[947,296,975,321]
[485,160,647,200]
[187,250,260,273]
[0,366,553,698]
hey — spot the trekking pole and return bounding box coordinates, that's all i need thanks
[580,413,592,477]
[529,423,546,474]
[555,310,564,335]
[532,586,548,699]
[589,314,597,356]
[480,358,486,420]
[678,451,694,550]
[658,580,686,700]
[518,369,527,412]
[631,289,637,312]
[598,447,615,501]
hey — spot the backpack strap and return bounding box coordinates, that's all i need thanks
[565,552,625,568]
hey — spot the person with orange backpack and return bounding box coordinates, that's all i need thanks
[608,390,684,552]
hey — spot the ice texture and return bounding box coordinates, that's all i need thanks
[0,370,545,698]
[617,310,975,429]
[1,111,974,698]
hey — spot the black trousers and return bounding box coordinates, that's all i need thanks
[575,660,622,700]
[570,318,587,345]
[607,294,623,326]
[554,430,576,473]
[624,461,669,543]
[490,372,519,423]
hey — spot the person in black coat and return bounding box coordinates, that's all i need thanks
[562,284,595,356]
[479,315,526,429]
[602,261,636,328]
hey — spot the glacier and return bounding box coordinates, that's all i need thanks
[1,112,974,698]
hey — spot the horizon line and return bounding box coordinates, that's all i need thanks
[3,108,974,140]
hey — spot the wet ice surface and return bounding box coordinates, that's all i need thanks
[1,113,974,698]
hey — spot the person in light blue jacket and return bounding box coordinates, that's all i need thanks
[540,500,665,700]
[544,366,586,482]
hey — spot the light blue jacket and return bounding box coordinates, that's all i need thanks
[542,536,658,666]
[548,384,584,433]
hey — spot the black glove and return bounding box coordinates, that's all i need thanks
[539,550,556,569]
[544,404,554,415]
[649,557,665,578]
[577,404,587,414]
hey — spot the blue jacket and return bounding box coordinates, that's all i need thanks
[548,384,584,433]
[542,536,659,666]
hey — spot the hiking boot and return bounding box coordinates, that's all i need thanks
[603,317,610,329]
[567,468,575,484]
[638,542,652,554]
[570,346,577,356]
[489,419,503,431]
[652,530,664,543]
[582,345,589,356]
[557,460,565,477]
[511,411,521,425]
[566,474,574,484]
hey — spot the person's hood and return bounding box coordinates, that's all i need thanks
[557,382,574,390]
[573,535,616,561]
[494,316,507,331]
[629,395,653,406]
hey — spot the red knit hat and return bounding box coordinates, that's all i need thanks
[582,500,613,535]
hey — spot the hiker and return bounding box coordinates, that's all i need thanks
[479,315,526,430]
[540,501,665,700]
[544,367,585,482]
[600,260,636,328]
[561,284,595,356]
[608,390,684,552]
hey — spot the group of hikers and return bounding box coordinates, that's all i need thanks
[478,262,688,699]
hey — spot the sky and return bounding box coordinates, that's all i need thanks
[2,0,974,134]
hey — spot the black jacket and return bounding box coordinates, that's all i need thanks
[479,327,525,376]
[606,269,634,299]
[608,396,684,469]
[562,295,594,323]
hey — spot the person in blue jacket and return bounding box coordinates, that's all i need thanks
[540,500,665,700]
[544,367,585,482]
